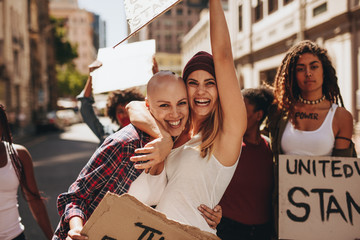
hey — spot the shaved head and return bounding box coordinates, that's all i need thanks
[147,71,182,99]
[145,70,189,137]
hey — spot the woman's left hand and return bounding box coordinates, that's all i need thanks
[198,204,222,229]
[131,136,173,173]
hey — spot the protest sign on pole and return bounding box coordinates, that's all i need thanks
[278,155,360,240]
[81,192,220,240]
[91,39,155,94]
[114,0,182,47]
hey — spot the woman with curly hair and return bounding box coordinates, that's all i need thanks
[267,39,355,159]
[77,60,145,144]
[0,104,53,239]
[265,40,356,239]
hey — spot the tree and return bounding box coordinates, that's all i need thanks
[50,17,87,97]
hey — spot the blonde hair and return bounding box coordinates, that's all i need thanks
[197,99,222,158]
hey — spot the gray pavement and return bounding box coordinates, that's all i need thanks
[17,122,100,239]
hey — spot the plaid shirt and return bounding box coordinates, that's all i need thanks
[53,124,150,239]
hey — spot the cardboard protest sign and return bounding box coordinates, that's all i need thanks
[81,192,220,240]
[278,155,360,240]
[114,0,182,46]
[91,39,155,94]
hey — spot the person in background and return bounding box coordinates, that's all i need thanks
[77,60,145,144]
[264,39,356,238]
[0,104,53,240]
[214,87,274,240]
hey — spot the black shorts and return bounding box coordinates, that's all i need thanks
[216,217,272,240]
[12,232,26,240]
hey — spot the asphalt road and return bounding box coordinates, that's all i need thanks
[17,122,102,239]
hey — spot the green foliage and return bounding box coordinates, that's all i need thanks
[50,16,85,98]
[50,17,78,65]
[56,64,87,97]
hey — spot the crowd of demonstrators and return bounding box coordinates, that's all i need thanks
[0,105,53,240]
[77,60,145,145]
[215,88,274,240]
[3,2,356,240]
[127,0,246,235]
[264,39,356,238]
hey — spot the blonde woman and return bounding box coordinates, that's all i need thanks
[127,0,247,234]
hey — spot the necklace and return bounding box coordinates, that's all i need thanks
[298,95,325,105]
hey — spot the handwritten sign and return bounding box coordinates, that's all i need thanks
[81,192,220,240]
[115,0,182,47]
[91,39,155,94]
[278,155,360,240]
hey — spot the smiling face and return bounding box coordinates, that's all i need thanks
[186,70,218,121]
[295,53,324,98]
[146,72,189,137]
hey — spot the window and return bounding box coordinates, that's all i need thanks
[254,0,263,22]
[238,5,243,32]
[165,34,172,41]
[177,20,183,28]
[165,9,171,15]
[283,0,293,5]
[164,20,173,28]
[176,8,183,15]
[313,2,327,16]
[260,68,277,85]
[268,0,278,14]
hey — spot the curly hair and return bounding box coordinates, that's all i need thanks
[106,88,145,124]
[273,40,344,121]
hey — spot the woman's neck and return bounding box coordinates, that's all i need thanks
[191,115,207,136]
[300,91,323,101]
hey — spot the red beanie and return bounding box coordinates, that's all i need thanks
[182,51,215,82]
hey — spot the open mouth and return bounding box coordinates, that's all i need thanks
[167,119,181,128]
[194,98,210,106]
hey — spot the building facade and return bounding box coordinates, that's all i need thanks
[49,0,97,74]
[229,0,360,122]
[131,0,205,75]
[0,0,57,136]
[182,0,360,123]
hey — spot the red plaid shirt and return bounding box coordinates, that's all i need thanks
[53,124,150,239]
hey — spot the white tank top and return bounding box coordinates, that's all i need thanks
[0,142,24,240]
[281,104,337,156]
[155,134,238,234]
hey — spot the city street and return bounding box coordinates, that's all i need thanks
[17,121,102,239]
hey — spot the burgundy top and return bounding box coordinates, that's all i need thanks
[219,136,274,225]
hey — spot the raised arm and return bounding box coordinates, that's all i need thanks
[77,60,107,142]
[126,101,162,138]
[210,0,247,165]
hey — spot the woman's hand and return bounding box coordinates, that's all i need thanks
[198,204,222,229]
[66,227,88,240]
[131,135,173,173]
[88,60,102,73]
[67,217,88,240]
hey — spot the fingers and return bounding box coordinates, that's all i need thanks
[133,161,154,170]
[134,146,155,154]
[198,204,222,229]
[67,229,88,240]
[130,154,151,163]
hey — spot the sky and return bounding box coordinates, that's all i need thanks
[78,0,128,48]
